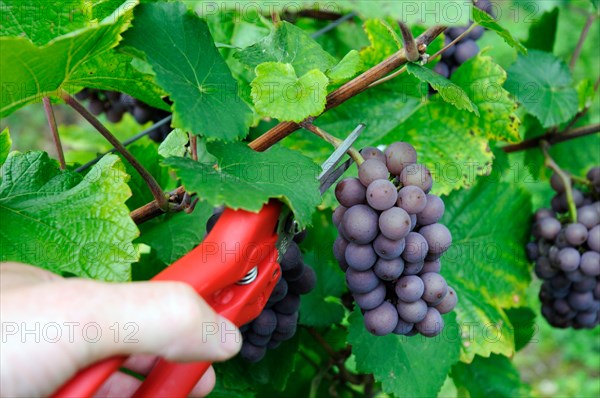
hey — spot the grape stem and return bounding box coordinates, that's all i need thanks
[189,133,198,161]
[398,20,419,62]
[300,122,364,166]
[569,13,596,71]
[368,23,478,89]
[502,122,600,153]
[61,91,170,212]
[42,97,66,170]
[540,140,577,222]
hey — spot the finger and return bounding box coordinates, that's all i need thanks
[1,279,241,397]
[0,262,62,290]
[94,371,142,398]
[189,366,216,398]
[121,354,158,376]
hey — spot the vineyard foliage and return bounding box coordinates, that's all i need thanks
[1,0,599,397]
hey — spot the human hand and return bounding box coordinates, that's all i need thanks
[0,262,242,397]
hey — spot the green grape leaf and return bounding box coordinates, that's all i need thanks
[473,7,527,54]
[162,142,320,229]
[0,128,11,167]
[523,8,559,53]
[451,354,530,397]
[506,307,537,352]
[348,309,461,397]
[217,334,299,392]
[158,129,189,158]
[359,18,403,69]
[300,210,346,327]
[406,63,479,115]
[0,4,133,117]
[347,1,470,26]
[505,50,578,128]
[121,2,252,141]
[235,21,337,76]
[0,153,139,281]
[137,204,213,265]
[67,50,169,111]
[327,50,362,83]
[451,54,520,143]
[0,0,91,45]
[251,62,328,123]
[441,176,532,361]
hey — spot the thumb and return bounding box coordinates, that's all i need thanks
[1,278,241,397]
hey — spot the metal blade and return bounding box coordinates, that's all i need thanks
[319,158,353,194]
[318,124,365,183]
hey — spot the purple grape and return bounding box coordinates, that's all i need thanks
[268,277,288,303]
[332,206,347,227]
[346,268,379,294]
[373,234,406,260]
[577,205,600,228]
[454,40,479,64]
[421,272,448,305]
[246,331,272,347]
[567,291,594,311]
[416,307,444,337]
[580,251,600,276]
[526,242,539,261]
[384,142,417,175]
[240,342,267,363]
[345,242,377,271]
[252,309,277,336]
[564,223,588,246]
[395,275,425,303]
[550,173,567,193]
[281,241,301,271]
[421,259,441,274]
[358,159,389,187]
[576,311,598,327]
[275,312,298,334]
[364,301,399,336]
[396,299,428,323]
[360,147,386,163]
[379,207,412,240]
[433,61,450,78]
[403,261,425,275]
[534,256,558,279]
[366,179,398,211]
[335,178,366,207]
[288,265,316,295]
[373,257,405,281]
[419,223,452,256]
[267,340,281,350]
[435,286,457,314]
[469,25,485,40]
[397,185,428,214]
[572,278,595,292]
[353,282,386,310]
[342,205,379,244]
[534,208,554,221]
[534,217,561,240]
[402,232,429,263]
[333,237,349,267]
[393,319,414,335]
[417,195,445,226]
[273,294,300,315]
[555,248,581,272]
[399,164,433,193]
[588,225,600,252]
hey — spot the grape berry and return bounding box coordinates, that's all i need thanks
[527,167,600,329]
[206,210,316,362]
[333,142,456,337]
[75,89,172,142]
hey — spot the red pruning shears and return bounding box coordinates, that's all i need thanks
[52,124,364,398]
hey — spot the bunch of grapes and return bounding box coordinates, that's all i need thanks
[527,167,600,329]
[433,0,494,78]
[206,212,316,362]
[332,142,457,337]
[75,89,172,142]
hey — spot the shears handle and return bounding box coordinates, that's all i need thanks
[52,201,282,398]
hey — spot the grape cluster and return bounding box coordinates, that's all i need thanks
[75,89,172,142]
[206,211,315,362]
[527,167,600,329]
[332,142,457,337]
[433,0,494,78]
